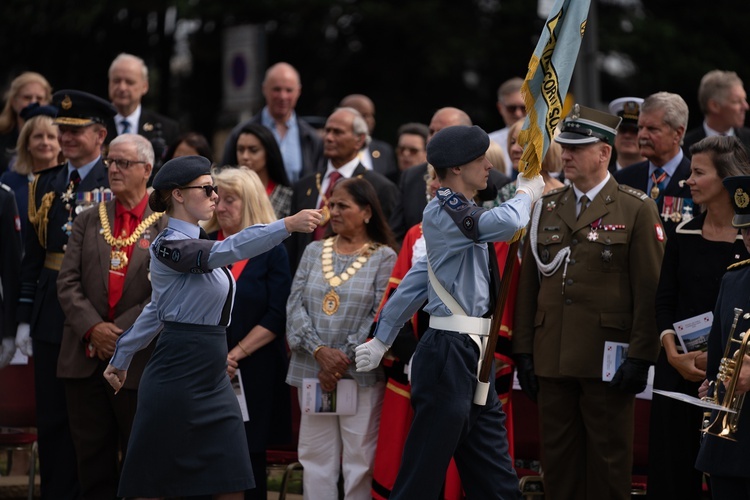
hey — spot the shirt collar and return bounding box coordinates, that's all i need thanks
[261,106,296,130]
[115,193,149,219]
[114,105,142,133]
[168,217,202,239]
[648,148,683,177]
[325,156,361,178]
[67,157,100,183]
[703,120,734,137]
[572,172,610,202]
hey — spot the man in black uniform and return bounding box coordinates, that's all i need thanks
[16,89,115,500]
[0,183,21,368]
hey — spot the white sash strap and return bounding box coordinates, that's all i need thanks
[429,315,491,336]
[426,259,489,403]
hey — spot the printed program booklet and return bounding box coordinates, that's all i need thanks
[673,312,713,353]
[301,378,357,415]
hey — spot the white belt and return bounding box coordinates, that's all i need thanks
[429,315,491,336]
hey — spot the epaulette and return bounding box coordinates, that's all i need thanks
[618,184,649,201]
[542,184,570,197]
[727,258,750,271]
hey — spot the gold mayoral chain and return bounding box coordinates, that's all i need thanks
[321,236,376,315]
[99,202,164,271]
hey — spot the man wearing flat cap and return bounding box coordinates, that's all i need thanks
[16,89,115,499]
[608,97,645,172]
[696,176,750,499]
[356,125,544,499]
[513,105,665,500]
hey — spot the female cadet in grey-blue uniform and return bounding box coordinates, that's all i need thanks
[104,155,322,500]
[356,125,545,500]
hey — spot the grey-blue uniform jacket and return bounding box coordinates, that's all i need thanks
[110,217,290,370]
[373,189,531,345]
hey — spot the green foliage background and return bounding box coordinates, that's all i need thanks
[2,0,747,147]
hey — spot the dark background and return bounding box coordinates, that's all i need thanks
[2,0,747,151]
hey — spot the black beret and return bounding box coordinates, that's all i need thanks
[427,125,490,169]
[723,175,750,227]
[20,102,58,121]
[152,155,212,190]
[52,90,116,127]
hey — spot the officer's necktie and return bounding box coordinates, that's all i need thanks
[69,169,81,187]
[120,119,131,134]
[313,171,343,241]
[650,167,668,200]
[577,195,589,220]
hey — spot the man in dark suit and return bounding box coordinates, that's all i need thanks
[16,89,116,500]
[614,92,693,236]
[287,107,398,272]
[220,62,324,182]
[683,70,750,156]
[514,105,665,500]
[56,133,167,499]
[107,53,180,161]
[389,107,510,242]
[340,94,399,183]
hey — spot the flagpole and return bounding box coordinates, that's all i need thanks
[473,0,592,405]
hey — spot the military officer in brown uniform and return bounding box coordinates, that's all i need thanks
[513,106,666,500]
[56,133,167,499]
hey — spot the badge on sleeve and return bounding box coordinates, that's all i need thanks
[654,224,665,242]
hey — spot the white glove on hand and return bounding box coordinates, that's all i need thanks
[516,174,546,204]
[355,338,389,372]
[0,337,16,369]
[16,323,32,357]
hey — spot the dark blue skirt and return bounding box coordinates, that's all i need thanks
[118,322,255,497]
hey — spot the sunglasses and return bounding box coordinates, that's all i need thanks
[181,185,218,197]
[504,104,526,114]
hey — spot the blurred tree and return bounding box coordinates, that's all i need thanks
[1,0,748,149]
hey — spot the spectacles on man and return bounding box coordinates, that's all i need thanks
[396,145,424,155]
[181,185,218,197]
[103,158,147,170]
[504,104,526,114]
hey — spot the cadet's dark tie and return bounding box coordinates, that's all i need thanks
[69,169,81,188]
[577,195,589,220]
[120,119,131,134]
[199,227,210,240]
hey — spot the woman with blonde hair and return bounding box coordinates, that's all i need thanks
[0,72,53,173]
[0,111,62,238]
[204,166,294,500]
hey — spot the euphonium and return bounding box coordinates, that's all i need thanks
[703,308,750,441]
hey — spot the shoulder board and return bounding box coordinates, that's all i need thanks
[727,258,750,271]
[618,184,649,201]
[0,182,10,193]
[542,185,570,198]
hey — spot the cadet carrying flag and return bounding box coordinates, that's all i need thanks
[475,0,592,405]
[517,0,592,178]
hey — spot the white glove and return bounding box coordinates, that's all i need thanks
[15,323,32,357]
[355,338,389,372]
[516,174,546,204]
[0,337,15,369]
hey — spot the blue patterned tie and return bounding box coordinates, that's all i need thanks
[120,119,131,134]
[651,167,668,200]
